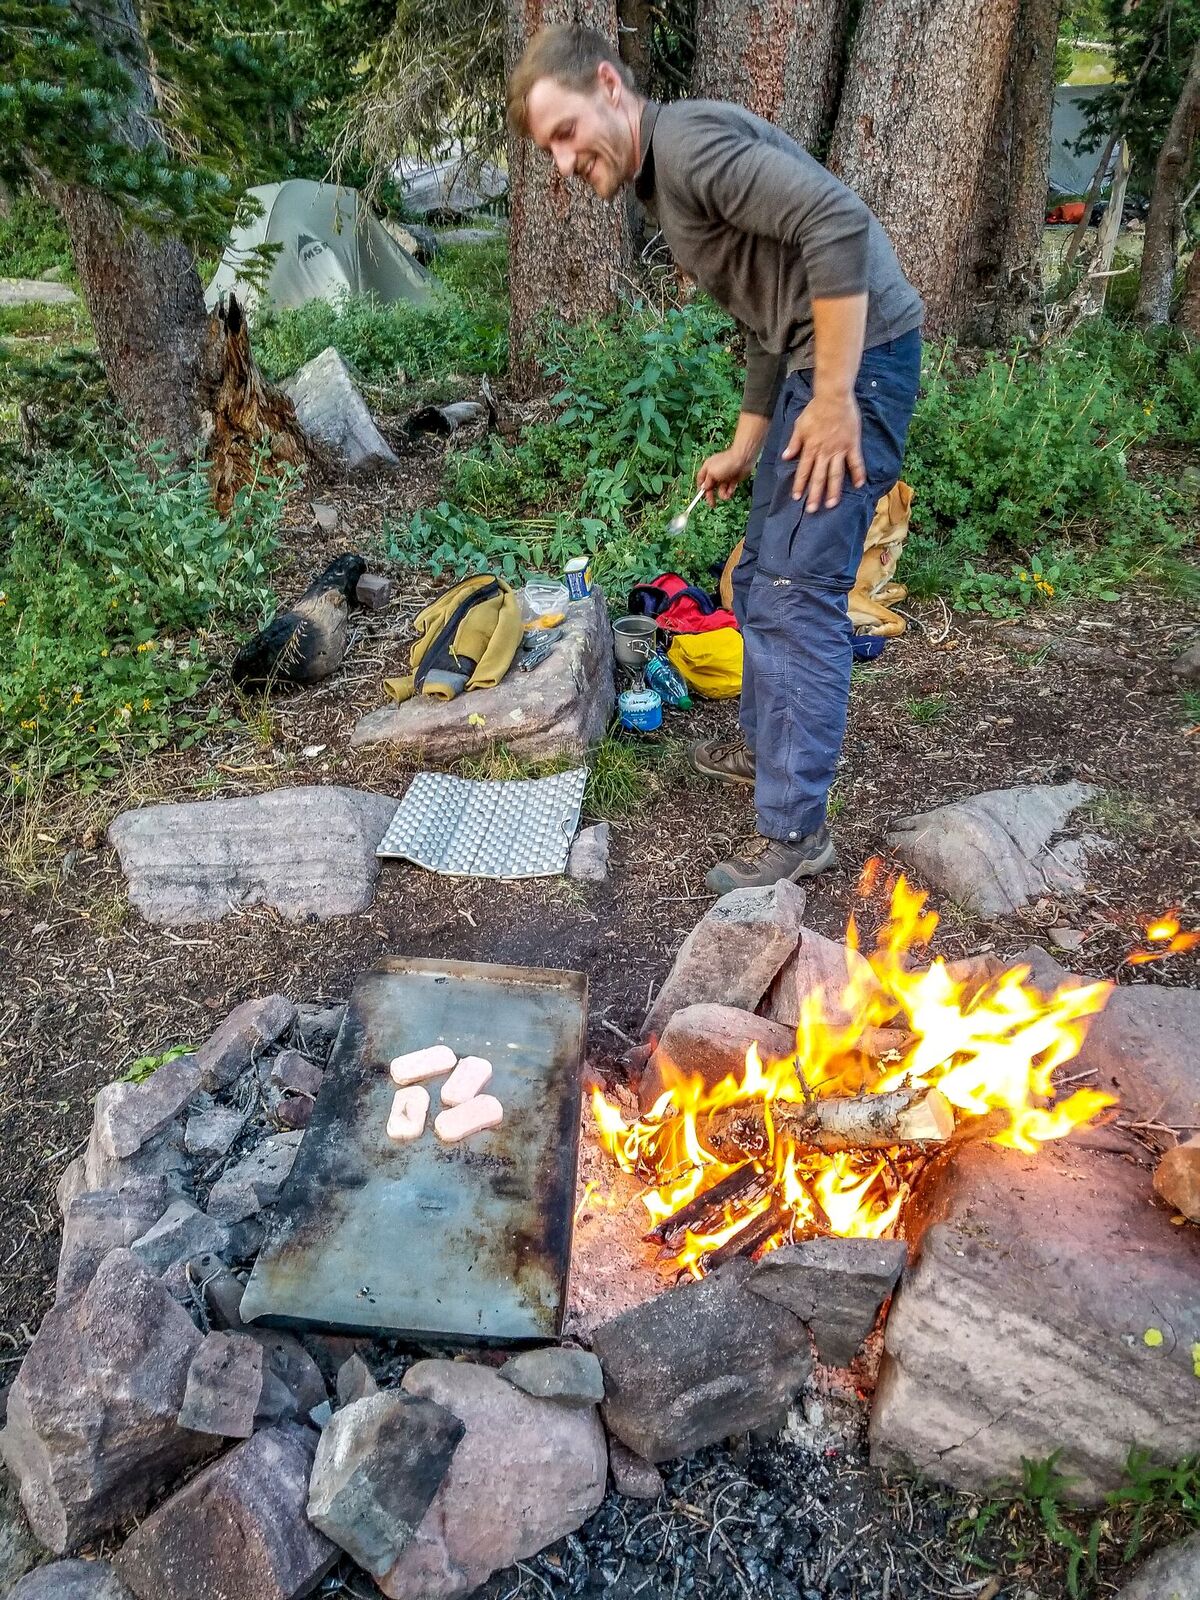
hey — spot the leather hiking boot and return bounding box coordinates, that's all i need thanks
[705,826,838,894]
[687,737,756,787]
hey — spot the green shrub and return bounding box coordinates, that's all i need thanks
[253,273,507,386]
[0,442,289,782]
[0,194,72,279]
[903,323,1200,612]
[391,299,747,597]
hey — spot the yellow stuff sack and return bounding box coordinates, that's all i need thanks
[667,628,743,699]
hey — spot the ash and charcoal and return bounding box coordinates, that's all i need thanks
[471,1437,997,1600]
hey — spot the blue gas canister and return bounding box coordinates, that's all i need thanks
[618,687,663,732]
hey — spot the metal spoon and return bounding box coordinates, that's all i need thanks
[667,488,706,537]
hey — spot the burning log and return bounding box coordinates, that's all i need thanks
[699,1084,955,1155]
[703,1203,791,1271]
[647,1163,770,1247]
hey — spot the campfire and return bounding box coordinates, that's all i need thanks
[593,871,1118,1277]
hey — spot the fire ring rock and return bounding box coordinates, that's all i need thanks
[7,1561,136,1599]
[307,1391,465,1577]
[114,1424,337,1600]
[591,1258,812,1464]
[642,880,807,1041]
[749,1236,908,1367]
[0,1251,212,1553]
[869,1138,1200,1500]
[374,1358,607,1600]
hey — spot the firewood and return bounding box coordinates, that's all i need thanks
[647,1163,768,1245]
[698,1085,955,1155]
[1153,1136,1200,1223]
[702,1203,790,1271]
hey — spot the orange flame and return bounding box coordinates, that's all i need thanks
[592,872,1116,1276]
[1126,912,1200,966]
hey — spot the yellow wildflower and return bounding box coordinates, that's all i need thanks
[72,692,83,705]
[100,648,109,658]
[20,718,37,730]
[141,698,151,712]
[1017,569,1029,582]
[0,591,7,605]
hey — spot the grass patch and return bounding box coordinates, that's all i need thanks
[252,240,509,388]
[1065,45,1114,84]
[0,300,91,343]
[959,1449,1200,1598]
[903,693,951,724]
[456,733,661,822]
[0,194,72,280]
[1081,789,1165,836]
[1179,689,1200,726]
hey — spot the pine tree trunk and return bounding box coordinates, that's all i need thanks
[506,0,633,390]
[1178,243,1200,336]
[828,0,1022,338]
[45,0,210,457]
[977,0,1062,344]
[691,0,853,152]
[1135,37,1200,326]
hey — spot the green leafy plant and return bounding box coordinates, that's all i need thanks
[0,440,290,782]
[396,299,746,598]
[960,1447,1200,1598]
[903,324,1200,610]
[123,1043,197,1084]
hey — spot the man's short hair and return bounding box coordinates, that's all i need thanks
[507,24,634,137]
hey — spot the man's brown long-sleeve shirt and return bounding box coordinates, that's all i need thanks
[634,99,925,416]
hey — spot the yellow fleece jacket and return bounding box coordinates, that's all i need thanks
[384,574,524,703]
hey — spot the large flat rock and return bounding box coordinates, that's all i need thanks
[869,1138,1200,1500]
[108,786,398,927]
[351,591,614,763]
[283,346,400,474]
[888,783,1097,917]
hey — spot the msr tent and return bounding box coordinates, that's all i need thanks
[1048,85,1113,199]
[205,179,432,315]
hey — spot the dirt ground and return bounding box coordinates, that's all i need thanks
[1,431,1198,1596]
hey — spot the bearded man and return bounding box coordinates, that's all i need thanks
[508,27,924,892]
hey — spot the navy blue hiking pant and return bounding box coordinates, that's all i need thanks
[730,329,922,843]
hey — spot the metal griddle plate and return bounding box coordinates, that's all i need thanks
[240,958,587,1343]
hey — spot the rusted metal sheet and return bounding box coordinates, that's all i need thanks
[241,957,587,1342]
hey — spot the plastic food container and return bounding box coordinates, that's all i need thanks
[520,579,570,620]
